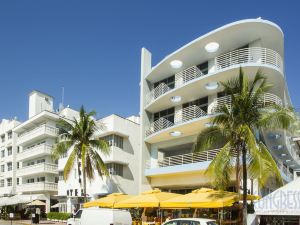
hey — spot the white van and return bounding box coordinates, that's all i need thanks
[67,208,132,225]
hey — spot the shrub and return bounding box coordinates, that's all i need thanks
[47,212,71,221]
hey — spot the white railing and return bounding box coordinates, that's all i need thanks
[146,106,207,137]
[209,93,283,114]
[175,65,204,88]
[145,47,283,106]
[17,163,58,176]
[277,162,294,180]
[146,149,220,169]
[16,182,58,193]
[146,83,171,105]
[17,144,52,161]
[215,47,283,72]
[145,117,174,137]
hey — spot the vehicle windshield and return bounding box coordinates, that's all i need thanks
[74,210,83,219]
[207,222,217,225]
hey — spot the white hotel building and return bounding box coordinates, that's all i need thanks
[139,19,300,195]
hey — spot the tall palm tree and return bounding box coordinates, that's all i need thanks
[52,106,110,203]
[194,68,296,225]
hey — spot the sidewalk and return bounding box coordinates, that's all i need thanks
[0,220,66,225]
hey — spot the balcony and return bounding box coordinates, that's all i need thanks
[145,149,220,177]
[145,47,283,107]
[101,146,131,165]
[146,105,207,137]
[17,125,58,145]
[17,144,53,161]
[17,163,58,177]
[16,182,58,193]
[145,93,282,141]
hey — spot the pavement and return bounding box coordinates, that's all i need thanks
[0,220,66,225]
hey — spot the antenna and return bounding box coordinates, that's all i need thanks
[62,87,65,107]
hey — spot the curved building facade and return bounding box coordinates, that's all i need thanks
[139,19,299,195]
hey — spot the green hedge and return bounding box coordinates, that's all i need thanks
[47,212,71,220]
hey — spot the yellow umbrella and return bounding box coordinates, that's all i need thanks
[27,200,46,206]
[83,193,133,208]
[114,189,182,208]
[160,188,260,208]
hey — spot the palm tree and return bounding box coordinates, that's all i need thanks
[194,68,296,225]
[52,106,110,203]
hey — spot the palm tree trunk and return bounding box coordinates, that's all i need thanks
[242,142,248,225]
[83,167,87,203]
[235,148,240,194]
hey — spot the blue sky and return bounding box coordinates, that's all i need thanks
[0,0,299,121]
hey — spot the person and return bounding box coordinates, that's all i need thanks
[165,215,172,222]
[35,207,41,224]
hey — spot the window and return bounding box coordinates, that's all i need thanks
[17,178,19,185]
[102,135,124,149]
[164,222,178,225]
[17,162,19,169]
[7,162,12,171]
[74,210,83,219]
[207,222,217,225]
[7,131,12,140]
[106,163,123,176]
[1,135,5,143]
[183,96,208,113]
[37,159,45,164]
[1,150,4,158]
[7,178,12,186]
[26,161,35,167]
[27,178,34,183]
[0,165,4,172]
[154,75,175,89]
[197,61,208,75]
[7,147,12,156]
[37,177,45,182]
[154,107,175,123]
[55,177,59,183]
[0,179,4,187]
[59,171,64,181]
[17,146,20,153]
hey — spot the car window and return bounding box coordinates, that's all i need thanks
[178,221,192,225]
[191,222,200,225]
[206,222,217,225]
[74,210,82,219]
[164,221,178,225]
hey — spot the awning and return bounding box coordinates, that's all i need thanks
[0,194,46,206]
[254,178,300,216]
[161,188,260,209]
[114,189,181,208]
[83,193,133,208]
[27,200,46,206]
[51,203,59,208]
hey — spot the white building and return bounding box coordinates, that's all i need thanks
[57,114,140,213]
[0,119,21,197]
[139,19,300,195]
[13,90,79,212]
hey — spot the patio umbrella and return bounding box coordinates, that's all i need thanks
[114,189,181,208]
[83,193,134,208]
[160,188,260,208]
[51,203,59,208]
[27,200,46,206]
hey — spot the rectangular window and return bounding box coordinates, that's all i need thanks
[26,161,35,167]
[27,178,34,183]
[106,163,123,176]
[7,131,12,140]
[1,150,5,158]
[197,61,209,75]
[1,135,5,143]
[102,135,124,149]
[59,171,64,181]
[7,147,12,156]
[0,179,4,187]
[37,159,45,164]
[183,96,208,113]
[7,162,12,171]
[154,107,175,123]
[154,75,175,90]
[17,178,19,185]
[0,165,4,172]
[7,178,12,186]
[37,177,45,182]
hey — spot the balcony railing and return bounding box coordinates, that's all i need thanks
[17,125,58,145]
[17,144,52,161]
[145,47,283,106]
[210,93,283,114]
[17,163,58,177]
[277,162,294,181]
[215,47,283,72]
[146,149,220,169]
[146,105,207,136]
[16,182,58,193]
